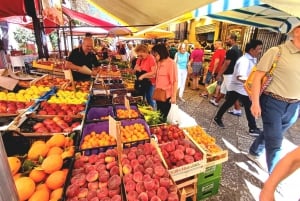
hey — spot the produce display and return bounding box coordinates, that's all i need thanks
[160,139,204,169]
[47,89,89,104]
[184,126,228,163]
[138,105,164,126]
[122,143,179,201]
[0,70,228,201]
[65,149,122,201]
[0,86,50,102]
[120,120,150,143]
[35,102,85,116]
[80,131,116,149]
[33,75,70,89]
[7,134,75,201]
[150,124,184,143]
[20,116,81,133]
[0,100,33,115]
[65,81,91,93]
[116,108,139,119]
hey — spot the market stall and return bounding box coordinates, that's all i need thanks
[0,60,228,200]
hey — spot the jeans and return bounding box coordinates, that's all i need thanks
[215,91,258,130]
[249,94,299,173]
[145,84,156,108]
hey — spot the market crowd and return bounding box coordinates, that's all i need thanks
[5,23,298,200]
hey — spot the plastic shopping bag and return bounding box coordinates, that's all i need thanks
[206,81,217,95]
[167,104,181,124]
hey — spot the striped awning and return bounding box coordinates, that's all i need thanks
[194,0,300,33]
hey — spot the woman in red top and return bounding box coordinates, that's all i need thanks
[151,44,178,118]
[134,44,157,108]
[188,42,204,90]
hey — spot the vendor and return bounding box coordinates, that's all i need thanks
[65,37,100,81]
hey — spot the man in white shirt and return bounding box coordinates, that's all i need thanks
[213,39,263,137]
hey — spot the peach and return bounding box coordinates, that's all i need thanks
[138,192,149,201]
[122,164,132,175]
[104,156,115,163]
[86,170,99,182]
[107,175,121,190]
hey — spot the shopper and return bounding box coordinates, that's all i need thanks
[174,43,190,102]
[210,34,243,114]
[151,44,177,119]
[168,43,177,59]
[200,40,226,98]
[213,40,263,136]
[134,44,157,108]
[248,23,300,174]
[259,146,300,201]
[65,37,100,81]
[189,42,204,90]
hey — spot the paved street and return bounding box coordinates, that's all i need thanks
[178,85,300,201]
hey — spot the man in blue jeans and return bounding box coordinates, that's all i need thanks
[248,23,300,174]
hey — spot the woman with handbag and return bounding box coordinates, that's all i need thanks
[134,44,157,108]
[151,44,178,119]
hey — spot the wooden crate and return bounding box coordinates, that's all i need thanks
[177,175,198,201]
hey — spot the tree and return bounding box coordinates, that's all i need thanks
[13,28,35,51]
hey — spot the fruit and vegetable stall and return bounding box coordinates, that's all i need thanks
[0,63,228,201]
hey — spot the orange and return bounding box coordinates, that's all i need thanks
[13,173,21,181]
[28,142,49,160]
[35,183,50,192]
[61,146,74,159]
[50,187,63,200]
[7,156,21,175]
[28,188,50,201]
[47,146,64,156]
[41,154,63,174]
[46,134,66,148]
[15,177,36,201]
[29,168,47,183]
[45,170,66,190]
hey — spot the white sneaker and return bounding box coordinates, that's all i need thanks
[209,99,219,107]
[246,153,267,172]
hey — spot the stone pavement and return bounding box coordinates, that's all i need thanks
[178,86,300,201]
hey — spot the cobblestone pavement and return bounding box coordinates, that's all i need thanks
[179,85,300,201]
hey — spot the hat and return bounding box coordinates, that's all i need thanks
[288,22,300,38]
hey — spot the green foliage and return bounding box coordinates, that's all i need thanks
[49,32,59,50]
[13,28,35,49]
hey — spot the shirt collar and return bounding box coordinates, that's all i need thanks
[286,40,300,53]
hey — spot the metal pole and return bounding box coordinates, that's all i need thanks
[0,134,19,201]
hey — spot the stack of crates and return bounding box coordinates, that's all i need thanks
[197,164,222,200]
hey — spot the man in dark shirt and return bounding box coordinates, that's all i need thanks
[65,37,100,81]
[210,34,243,115]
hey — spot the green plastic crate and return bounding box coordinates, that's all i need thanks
[197,176,221,200]
[198,164,222,183]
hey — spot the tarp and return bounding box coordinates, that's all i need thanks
[0,0,26,18]
[194,0,300,33]
[89,0,217,33]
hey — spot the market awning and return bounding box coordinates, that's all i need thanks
[194,0,300,33]
[262,0,300,18]
[62,6,131,34]
[89,0,217,33]
[0,0,26,18]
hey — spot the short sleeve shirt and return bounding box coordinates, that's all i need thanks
[156,58,178,99]
[68,47,100,81]
[176,52,190,69]
[136,54,156,84]
[228,53,257,96]
[256,41,300,99]
[208,49,226,72]
[190,48,204,62]
[223,45,242,75]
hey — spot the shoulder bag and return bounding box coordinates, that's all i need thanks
[244,46,281,98]
[152,63,167,102]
